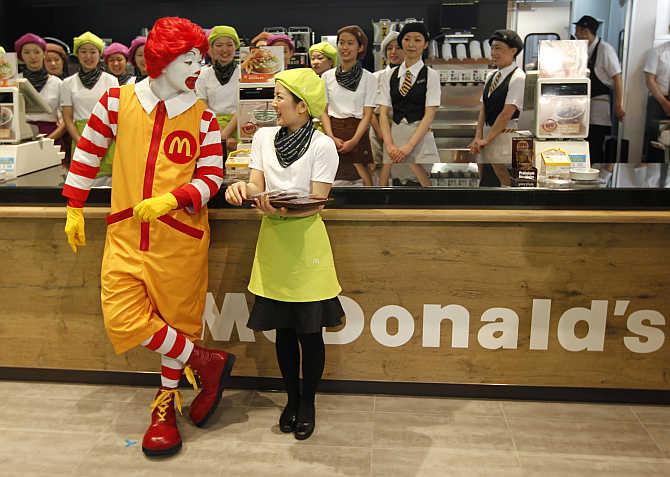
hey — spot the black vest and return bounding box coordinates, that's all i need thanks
[482,67,520,127]
[587,39,611,97]
[390,65,428,124]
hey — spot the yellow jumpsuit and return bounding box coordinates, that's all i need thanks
[101,86,212,354]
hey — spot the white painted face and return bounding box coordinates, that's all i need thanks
[162,48,202,93]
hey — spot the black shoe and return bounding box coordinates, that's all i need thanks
[279,404,297,433]
[294,403,315,440]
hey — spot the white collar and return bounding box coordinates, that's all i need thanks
[133,77,198,119]
[399,59,425,77]
[588,36,600,55]
[497,63,517,78]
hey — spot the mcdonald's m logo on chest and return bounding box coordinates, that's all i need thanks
[164,130,197,164]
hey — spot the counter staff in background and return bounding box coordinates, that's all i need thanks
[643,36,670,162]
[129,36,148,82]
[370,31,405,182]
[225,68,344,441]
[62,16,235,458]
[251,31,272,47]
[469,29,525,187]
[574,15,625,164]
[309,41,337,77]
[61,31,118,178]
[45,42,69,79]
[267,34,295,69]
[378,22,439,187]
[15,33,66,148]
[195,26,241,155]
[104,42,135,85]
[321,25,376,186]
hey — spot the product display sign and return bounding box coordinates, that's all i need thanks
[538,40,588,79]
[239,46,284,84]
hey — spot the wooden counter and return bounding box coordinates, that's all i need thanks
[1,206,669,392]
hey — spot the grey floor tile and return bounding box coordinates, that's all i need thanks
[0,380,139,403]
[502,401,637,422]
[509,417,663,458]
[519,452,670,476]
[372,447,523,477]
[632,405,670,425]
[372,412,514,451]
[375,395,503,417]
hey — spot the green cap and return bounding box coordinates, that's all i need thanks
[73,31,104,55]
[309,42,337,65]
[208,26,240,49]
[274,68,327,118]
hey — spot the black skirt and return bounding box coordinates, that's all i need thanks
[247,295,344,334]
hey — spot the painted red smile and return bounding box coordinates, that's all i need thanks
[185,74,198,90]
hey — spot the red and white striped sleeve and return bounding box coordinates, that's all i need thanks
[62,87,120,207]
[171,109,224,214]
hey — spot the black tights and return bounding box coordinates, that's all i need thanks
[275,328,325,412]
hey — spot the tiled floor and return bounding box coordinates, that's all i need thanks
[0,381,668,476]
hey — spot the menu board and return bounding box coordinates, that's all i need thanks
[0,52,18,84]
[239,46,284,84]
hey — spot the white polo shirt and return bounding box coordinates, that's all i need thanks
[26,75,62,123]
[588,37,622,126]
[377,59,441,109]
[60,71,119,121]
[195,64,240,116]
[480,63,526,128]
[644,41,670,96]
[323,67,377,119]
[249,126,339,195]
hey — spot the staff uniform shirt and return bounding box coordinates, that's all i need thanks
[195,64,240,115]
[644,41,670,96]
[60,71,119,121]
[480,62,526,128]
[249,126,339,195]
[377,59,441,110]
[588,36,622,126]
[322,67,377,119]
[27,75,62,123]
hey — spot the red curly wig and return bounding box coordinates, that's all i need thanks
[145,17,208,78]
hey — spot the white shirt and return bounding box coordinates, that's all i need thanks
[480,63,526,128]
[249,126,339,195]
[27,75,62,123]
[323,67,377,119]
[373,65,393,108]
[644,41,670,96]
[377,59,441,108]
[195,64,240,116]
[134,77,198,119]
[588,37,622,126]
[60,71,119,121]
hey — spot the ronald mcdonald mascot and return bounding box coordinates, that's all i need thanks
[62,17,235,457]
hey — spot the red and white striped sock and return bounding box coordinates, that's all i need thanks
[141,325,195,389]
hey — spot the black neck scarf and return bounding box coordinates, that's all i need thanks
[116,72,133,85]
[78,63,103,89]
[274,120,315,168]
[21,65,49,92]
[213,61,237,86]
[335,61,363,92]
[135,72,147,83]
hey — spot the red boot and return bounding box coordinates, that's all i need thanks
[142,388,183,457]
[185,345,236,427]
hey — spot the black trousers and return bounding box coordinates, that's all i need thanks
[587,125,612,164]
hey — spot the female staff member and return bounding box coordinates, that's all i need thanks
[14,33,65,146]
[267,34,294,69]
[129,36,148,82]
[104,42,134,85]
[469,30,525,187]
[251,31,272,47]
[378,22,439,188]
[321,25,375,186]
[309,41,337,76]
[225,68,343,441]
[61,31,118,177]
[45,42,69,79]
[370,31,404,178]
[195,26,240,155]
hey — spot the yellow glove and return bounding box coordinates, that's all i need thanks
[133,193,178,222]
[64,206,86,254]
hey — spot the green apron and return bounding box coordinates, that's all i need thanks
[74,119,116,178]
[248,214,341,302]
[216,113,239,139]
